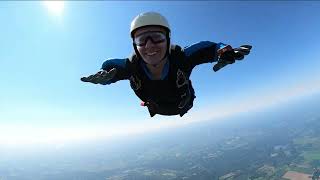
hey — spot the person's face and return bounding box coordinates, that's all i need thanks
[133,26,168,66]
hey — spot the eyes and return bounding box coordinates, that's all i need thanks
[134,31,167,47]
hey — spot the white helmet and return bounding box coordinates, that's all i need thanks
[130,12,170,37]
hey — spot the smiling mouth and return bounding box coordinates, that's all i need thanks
[146,51,158,56]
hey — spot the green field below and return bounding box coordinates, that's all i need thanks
[302,151,320,162]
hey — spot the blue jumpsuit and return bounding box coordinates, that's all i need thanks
[100,41,225,116]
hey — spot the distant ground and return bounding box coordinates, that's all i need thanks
[1,94,320,180]
[282,171,311,180]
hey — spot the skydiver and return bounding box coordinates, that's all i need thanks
[81,12,252,117]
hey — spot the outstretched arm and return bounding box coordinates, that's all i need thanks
[183,41,223,69]
[183,41,252,71]
[81,58,131,85]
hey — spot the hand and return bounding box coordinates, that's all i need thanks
[213,44,252,72]
[81,68,117,85]
[233,45,252,60]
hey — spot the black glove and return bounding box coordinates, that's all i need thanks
[81,68,117,85]
[213,45,252,72]
[233,45,252,60]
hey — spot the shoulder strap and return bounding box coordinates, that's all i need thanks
[170,44,190,73]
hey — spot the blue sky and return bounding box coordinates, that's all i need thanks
[1,1,320,144]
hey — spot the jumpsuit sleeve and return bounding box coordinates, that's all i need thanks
[183,41,227,70]
[100,58,131,84]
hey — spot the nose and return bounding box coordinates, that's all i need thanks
[144,38,156,48]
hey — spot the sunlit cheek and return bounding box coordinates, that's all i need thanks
[136,46,144,54]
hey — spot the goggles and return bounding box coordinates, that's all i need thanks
[134,31,167,47]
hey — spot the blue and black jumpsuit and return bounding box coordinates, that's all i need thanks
[101,41,225,117]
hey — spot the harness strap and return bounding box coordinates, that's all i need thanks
[129,45,195,117]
